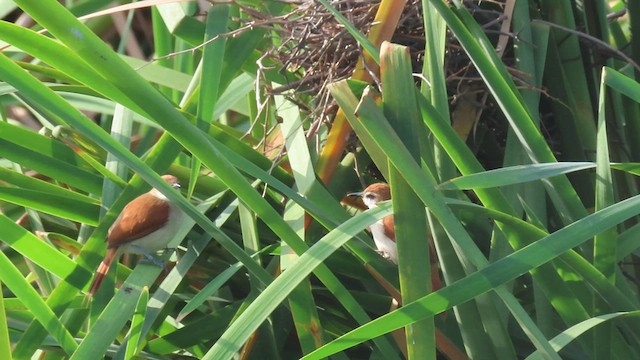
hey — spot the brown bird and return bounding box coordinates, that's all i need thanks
[349,183,398,263]
[349,183,442,290]
[88,174,183,297]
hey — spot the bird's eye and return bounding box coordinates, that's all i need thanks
[364,193,376,200]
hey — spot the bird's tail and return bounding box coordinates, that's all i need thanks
[87,247,119,298]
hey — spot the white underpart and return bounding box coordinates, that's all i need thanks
[369,220,398,264]
[150,187,169,201]
[362,193,397,263]
[121,189,183,254]
[363,195,377,209]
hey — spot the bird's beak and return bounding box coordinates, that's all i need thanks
[347,191,363,197]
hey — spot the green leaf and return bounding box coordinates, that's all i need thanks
[124,286,149,360]
[438,162,596,190]
[380,41,435,359]
[177,261,243,321]
[350,87,555,357]
[303,193,640,359]
[0,187,100,225]
[0,215,91,285]
[0,280,11,360]
[526,312,640,359]
[0,121,102,195]
[203,205,394,360]
[0,241,77,356]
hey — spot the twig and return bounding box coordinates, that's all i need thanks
[531,19,640,74]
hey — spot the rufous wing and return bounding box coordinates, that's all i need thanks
[106,193,170,248]
[382,214,396,242]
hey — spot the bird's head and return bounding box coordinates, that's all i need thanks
[348,183,391,209]
[150,175,181,200]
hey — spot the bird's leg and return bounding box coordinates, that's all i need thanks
[130,245,164,267]
[376,249,391,261]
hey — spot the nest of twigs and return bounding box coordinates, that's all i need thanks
[234,0,522,165]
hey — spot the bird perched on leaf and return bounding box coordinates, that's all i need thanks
[348,183,442,290]
[88,174,184,297]
[348,183,398,263]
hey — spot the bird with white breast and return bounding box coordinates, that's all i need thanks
[348,183,398,263]
[88,174,184,297]
[348,183,442,291]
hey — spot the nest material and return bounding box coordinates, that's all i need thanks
[236,0,522,161]
[258,0,386,130]
[240,1,512,117]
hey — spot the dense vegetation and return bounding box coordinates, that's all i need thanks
[2,0,640,359]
